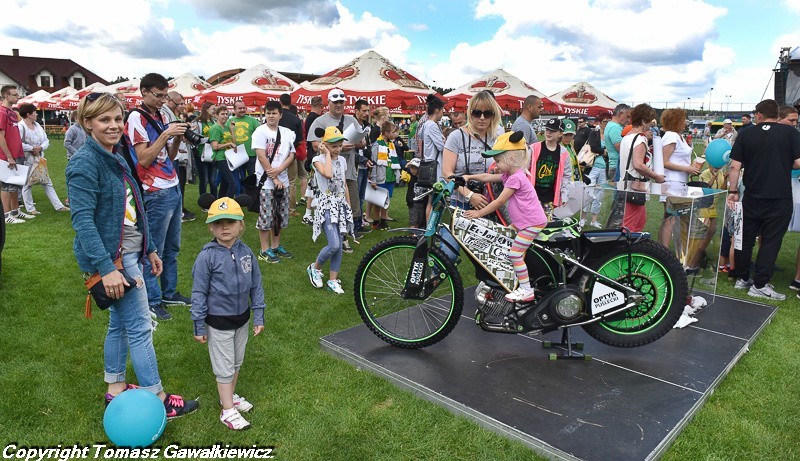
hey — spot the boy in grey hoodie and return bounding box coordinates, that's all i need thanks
[191,197,265,430]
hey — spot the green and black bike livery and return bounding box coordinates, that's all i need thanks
[354,177,687,349]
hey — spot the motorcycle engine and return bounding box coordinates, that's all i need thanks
[518,285,587,332]
[474,281,515,317]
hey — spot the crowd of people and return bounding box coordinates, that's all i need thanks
[2,75,800,432]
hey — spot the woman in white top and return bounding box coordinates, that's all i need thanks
[659,108,700,245]
[17,103,68,214]
[618,104,665,232]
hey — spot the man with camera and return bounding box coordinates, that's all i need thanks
[125,73,192,320]
[160,91,195,223]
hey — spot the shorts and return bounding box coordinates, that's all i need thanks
[1,181,21,193]
[287,158,308,182]
[207,324,249,384]
[256,187,290,231]
[378,182,394,198]
[408,203,426,228]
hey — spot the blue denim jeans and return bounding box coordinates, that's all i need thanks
[216,160,237,198]
[316,210,343,272]
[104,251,164,394]
[142,186,182,306]
[357,167,368,202]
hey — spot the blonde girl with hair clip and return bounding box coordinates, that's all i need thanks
[462,131,548,303]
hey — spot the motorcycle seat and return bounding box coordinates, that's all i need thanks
[535,217,580,242]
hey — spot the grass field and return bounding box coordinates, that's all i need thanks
[0,141,798,460]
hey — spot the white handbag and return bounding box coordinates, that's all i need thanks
[225,144,248,171]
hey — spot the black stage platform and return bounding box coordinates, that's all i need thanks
[321,290,776,461]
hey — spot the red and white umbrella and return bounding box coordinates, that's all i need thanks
[444,69,556,113]
[14,89,51,108]
[292,50,437,112]
[37,86,77,110]
[193,65,298,109]
[548,81,618,117]
[57,82,109,110]
[168,73,212,105]
[102,79,142,109]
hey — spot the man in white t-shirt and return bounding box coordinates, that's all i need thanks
[252,100,296,264]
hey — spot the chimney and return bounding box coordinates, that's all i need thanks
[12,48,19,57]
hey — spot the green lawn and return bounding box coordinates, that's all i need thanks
[0,141,798,460]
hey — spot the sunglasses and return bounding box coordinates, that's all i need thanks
[86,92,106,102]
[471,109,494,119]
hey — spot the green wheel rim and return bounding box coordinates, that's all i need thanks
[594,253,674,334]
[357,243,457,344]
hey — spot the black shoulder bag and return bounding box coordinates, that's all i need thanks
[416,123,439,188]
[623,134,647,206]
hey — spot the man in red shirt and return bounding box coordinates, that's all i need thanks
[0,86,33,224]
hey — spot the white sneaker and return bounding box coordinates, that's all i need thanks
[578,218,586,227]
[590,220,602,228]
[5,216,25,224]
[220,408,250,430]
[505,287,536,303]
[747,284,786,301]
[232,393,253,413]
[17,211,35,219]
[307,264,323,288]
[734,278,753,290]
[327,279,345,294]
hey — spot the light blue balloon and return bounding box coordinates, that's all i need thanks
[103,389,166,447]
[793,169,800,178]
[705,139,731,168]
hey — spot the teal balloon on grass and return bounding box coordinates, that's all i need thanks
[103,389,166,447]
[705,138,731,168]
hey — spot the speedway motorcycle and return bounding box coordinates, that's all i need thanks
[353,177,687,350]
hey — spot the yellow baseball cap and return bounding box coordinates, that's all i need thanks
[206,197,244,223]
[322,126,346,143]
[482,131,527,157]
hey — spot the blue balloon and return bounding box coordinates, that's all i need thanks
[103,389,166,447]
[705,139,731,168]
[793,169,800,178]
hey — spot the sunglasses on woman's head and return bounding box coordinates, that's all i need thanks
[85,92,106,102]
[471,109,494,119]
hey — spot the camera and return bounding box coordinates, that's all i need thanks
[170,122,207,147]
[467,179,485,194]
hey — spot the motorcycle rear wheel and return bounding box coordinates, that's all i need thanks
[354,236,464,349]
[581,240,687,347]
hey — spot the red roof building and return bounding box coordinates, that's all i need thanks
[0,48,108,97]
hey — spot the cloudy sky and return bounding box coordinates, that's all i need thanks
[3,0,799,110]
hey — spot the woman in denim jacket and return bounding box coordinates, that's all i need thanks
[66,92,198,418]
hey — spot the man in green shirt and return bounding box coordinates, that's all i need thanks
[226,101,261,176]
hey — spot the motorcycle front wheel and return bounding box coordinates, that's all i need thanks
[581,239,687,347]
[354,235,464,349]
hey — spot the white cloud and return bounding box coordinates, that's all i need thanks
[784,0,800,14]
[409,23,429,31]
[427,0,744,104]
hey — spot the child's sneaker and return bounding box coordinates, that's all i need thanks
[342,241,353,253]
[274,245,293,259]
[789,279,800,291]
[104,383,140,406]
[747,284,786,301]
[163,393,200,419]
[307,264,323,288]
[220,408,251,430]
[578,218,586,227]
[327,279,345,294]
[302,215,313,225]
[590,220,602,229]
[505,287,535,303]
[258,249,280,263]
[232,393,253,413]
